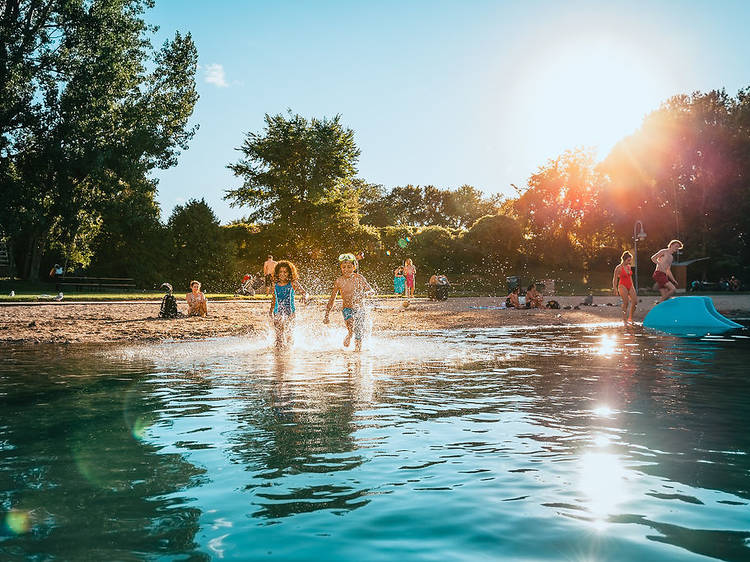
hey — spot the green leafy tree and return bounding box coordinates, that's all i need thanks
[357,180,394,226]
[168,199,229,290]
[383,185,426,226]
[601,89,750,278]
[461,214,522,269]
[442,184,500,229]
[225,111,361,259]
[0,0,198,279]
[512,148,610,273]
[409,226,459,273]
[88,179,170,287]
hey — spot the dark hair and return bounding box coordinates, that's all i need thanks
[620,251,632,263]
[274,260,298,282]
[527,283,536,291]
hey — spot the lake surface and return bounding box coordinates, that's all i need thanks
[2,323,749,560]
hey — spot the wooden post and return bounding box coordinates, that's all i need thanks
[672,264,687,293]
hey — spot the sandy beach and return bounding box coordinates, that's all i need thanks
[1,294,747,345]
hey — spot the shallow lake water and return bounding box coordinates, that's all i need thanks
[1,322,749,560]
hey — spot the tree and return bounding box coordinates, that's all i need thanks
[357,180,393,227]
[226,111,361,247]
[512,148,611,272]
[600,88,750,278]
[461,214,522,268]
[87,179,170,287]
[359,183,501,229]
[0,0,198,279]
[442,184,500,229]
[409,225,458,273]
[168,199,228,290]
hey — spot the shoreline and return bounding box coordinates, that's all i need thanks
[2,295,748,345]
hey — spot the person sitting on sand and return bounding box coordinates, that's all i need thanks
[428,274,438,300]
[525,284,543,308]
[324,253,374,352]
[269,260,308,348]
[505,287,520,308]
[186,280,207,317]
[651,240,683,301]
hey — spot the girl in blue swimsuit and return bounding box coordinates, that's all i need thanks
[269,260,308,348]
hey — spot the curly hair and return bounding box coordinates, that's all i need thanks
[274,260,298,282]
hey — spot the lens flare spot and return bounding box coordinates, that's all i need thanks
[131,416,152,441]
[6,509,31,534]
[397,238,408,248]
[386,250,391,256]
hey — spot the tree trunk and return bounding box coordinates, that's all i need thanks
[8,240,16,280]
[27,236,44,281]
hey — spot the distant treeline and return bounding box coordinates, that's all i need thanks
[2,4,749,292]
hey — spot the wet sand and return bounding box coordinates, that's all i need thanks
[1,295,747,344]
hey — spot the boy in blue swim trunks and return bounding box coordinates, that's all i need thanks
[323,253,374,351]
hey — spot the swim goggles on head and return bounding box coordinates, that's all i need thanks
[338,253,357,262]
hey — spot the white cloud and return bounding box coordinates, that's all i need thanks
[205,63,228,88]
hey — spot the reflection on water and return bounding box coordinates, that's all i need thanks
[1,324,749,560]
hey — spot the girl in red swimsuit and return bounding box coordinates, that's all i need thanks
[612,251,636,326]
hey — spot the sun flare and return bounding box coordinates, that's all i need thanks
[513,36,670,160]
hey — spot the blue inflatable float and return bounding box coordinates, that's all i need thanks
[643,296,742,335]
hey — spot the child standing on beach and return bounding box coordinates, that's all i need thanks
[324,253,374,352]
[651,240,683,301]
[404,258,416,299]
[269,260,308,348]
[613,251,636,325]
[393,266,406,295]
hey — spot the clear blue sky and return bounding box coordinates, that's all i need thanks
[146,0,750,224]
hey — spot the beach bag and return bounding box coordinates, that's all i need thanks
[159,294,179,318]
[546,300,560,309]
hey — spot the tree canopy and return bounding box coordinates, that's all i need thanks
[0,0,198,279]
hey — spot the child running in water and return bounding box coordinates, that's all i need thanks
[269,260,308,348]
[324,253,374,352]
[651,240,683,301]
[613,251,636,325]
